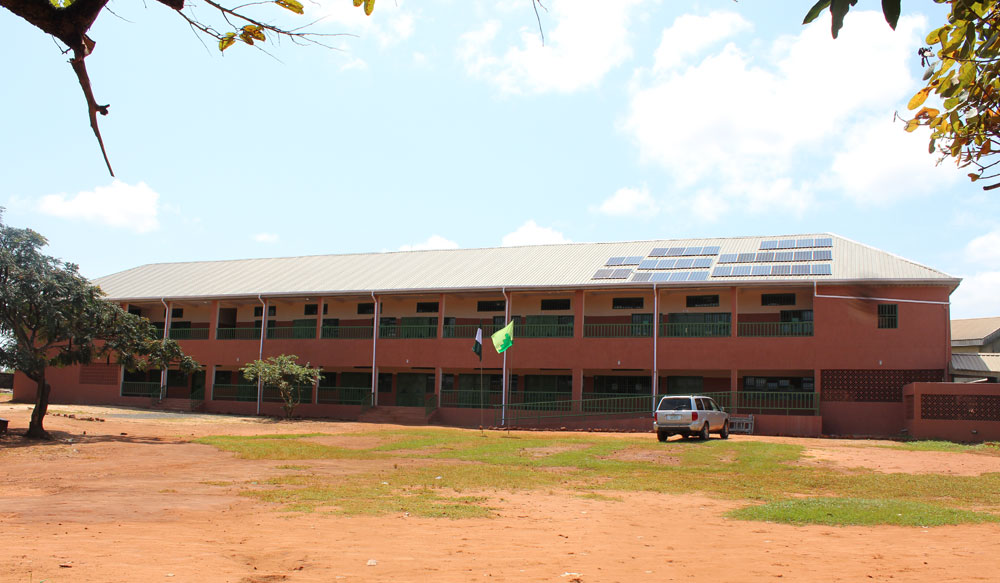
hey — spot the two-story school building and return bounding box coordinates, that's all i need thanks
[13,234,960,437]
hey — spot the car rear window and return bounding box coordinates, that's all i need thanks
[657,397,692,411]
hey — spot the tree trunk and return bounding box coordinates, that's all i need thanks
[26,367,51,439]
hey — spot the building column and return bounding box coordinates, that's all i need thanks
[438,293,446,339]
[730,368,739,414]
[730,286,739,338]
[572,368,583,412]
[574,290,584,339]
[209,300,220,341]
[435,367,442,408]
[813,368,822,415]
[208,364,216,402]
[315,298,325,339]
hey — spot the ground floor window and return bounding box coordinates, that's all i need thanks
[742,376,814,392]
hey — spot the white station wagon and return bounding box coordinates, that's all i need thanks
[653,395,730,442]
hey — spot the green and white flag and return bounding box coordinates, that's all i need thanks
[491,320,514,354]
[473,327,483,361]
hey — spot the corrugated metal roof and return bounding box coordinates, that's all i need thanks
[951,353,1000,375]
[93,233,959,301]
[951,317,1000,345]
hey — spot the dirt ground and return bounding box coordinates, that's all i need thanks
[2,402,1000,583]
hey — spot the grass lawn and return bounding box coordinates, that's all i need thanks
[196,428,1000,526]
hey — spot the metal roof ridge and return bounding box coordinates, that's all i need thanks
[829,232,956,279]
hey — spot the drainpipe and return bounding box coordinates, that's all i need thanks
[256,295,267,416]
[371,291,378,407]
[652,284,658,411]
[501,287,509,427]
[812,281,950,305]
[160,298,170,400]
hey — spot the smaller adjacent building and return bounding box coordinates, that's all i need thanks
[951,317,1000,383]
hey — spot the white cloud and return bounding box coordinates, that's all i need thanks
[653,11,751,73]
[950,271,1000,319]
[596,186,658,217]
[966,229,1000,268]
[37,180,159,233]
[623,10,930,217]
[398,235,459,251]
[340,57,369,72]
[314,1,416,48]
[458,0,647,94]
[501,220,570,246]
[254,233,279,243]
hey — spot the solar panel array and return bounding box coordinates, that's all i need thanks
[591,237,835,282]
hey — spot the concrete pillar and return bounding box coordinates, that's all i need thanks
[438,293,446,339]
[209,300,220,341]
[435,367,442,408]
[315,298,325,339]
[730,368,739,414]
[731,287,739,337]
[572,368,583,411]
[574,290,584,339]
[208,364,217,401]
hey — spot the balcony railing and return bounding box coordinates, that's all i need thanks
[440,389,504,408]
[216,327,260,340]
[266,326,317,340]
[583,323,652,338]
[737,322,813,337]
[517,323,574,338]
[321,325,373,339]
[168,328,209,340]
[262,385,313,403]
[442,323,501,339]
[212,383,258,401]
[317,386,370,405]
[121,381,161,397]
[659,322,730,338]
[379,324,437,339]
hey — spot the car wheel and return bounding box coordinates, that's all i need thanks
[657,430,669,442]
[720,420,729,440]
[698,423,710,441]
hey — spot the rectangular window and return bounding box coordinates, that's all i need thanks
[612,297,644,310]
[304,304,318,316]
[416,301,439,313]
[253,306,276,317]
[878,304,898,329]
[170,308,184,319]
[477,300,506,312]
[540,298,571,311]
[128,305,142,316]
[761,293,796,306]
[358,302,375,315]
[685,295,719,308]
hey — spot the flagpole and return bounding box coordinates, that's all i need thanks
[501,288,509,427]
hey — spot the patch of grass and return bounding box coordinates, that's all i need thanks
[886,440,1000,455]
[196,428,1000,525]
[576,492,622,502]
[201,480,232,487]
[728,497,1000,526]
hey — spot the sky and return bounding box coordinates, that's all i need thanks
[1,0,999,319]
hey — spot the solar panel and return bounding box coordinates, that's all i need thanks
[794,251,811,261]
[778,239,795,249]
[771,264,792,276]
[732,265,752,276]
[669,271,689,281]
[666,247,685,256]
[638,259,658,269]
[656,259,676,269]
[755,252,775,262]
[712,266,733,277]
[774,251,794,262]
[760,240,778,250]
[737,253,755,262]
[606,257,625,266]
[592,269,613,279]
[791,264,810,275]
[813,249,832,261]
[811,264,832,275]
[651,273,671,282]
[688,271,708,281]
[675,258,694,269]
[623,256,643,265]
[649,247,668,257]
[719,253,738,263]
[693,258,713,268]
[682,246,702,256]
[796,238,814,248]
[632,272,652,282]
[815,237,833,247]
[702,245,721,255]
[611,269,633,279]
[751,265,771,276]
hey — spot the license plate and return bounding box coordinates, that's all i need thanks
[666,414,680,420]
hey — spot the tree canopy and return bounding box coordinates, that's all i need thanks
[806,0,1000,189]
[0,210,199,438]
[0,0,378,175]
[241,354,321,419]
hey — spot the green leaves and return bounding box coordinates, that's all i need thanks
[804,0,899,39]
[275,0,303,15]
[352,0,375,16]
